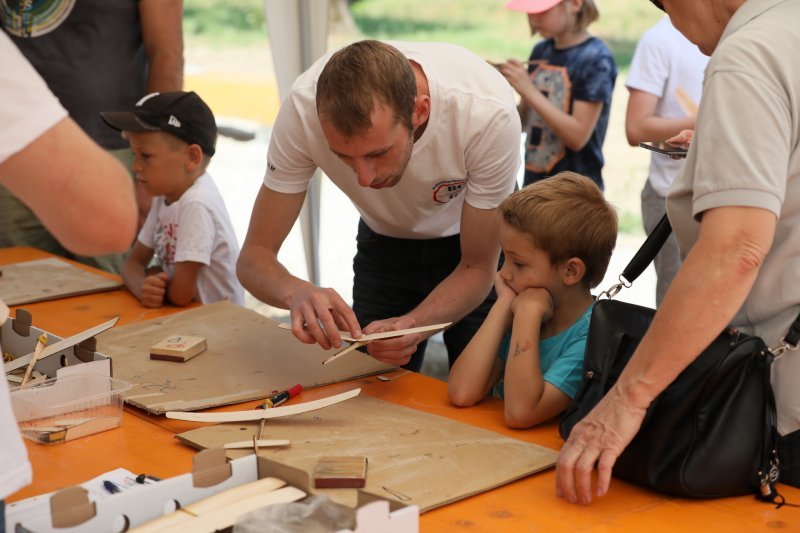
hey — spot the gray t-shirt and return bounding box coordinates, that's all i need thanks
[667,0,800,436]
[1,0,147,149]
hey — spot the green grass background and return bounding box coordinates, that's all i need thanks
[183,0,662,71]
[183,0,667,235]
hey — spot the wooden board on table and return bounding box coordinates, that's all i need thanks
[150,335,207,362]
[0,257,122,306]
[95,302,395,414]
[175,395,558,513]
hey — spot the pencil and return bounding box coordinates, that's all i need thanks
[487,59,545,68]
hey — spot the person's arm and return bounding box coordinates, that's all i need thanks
[166,261,202,306]
[448,273,515,407]
[237,185,362,350]
[122,241,168,308]
[498,60,602,151]
[502,288,571,428]
[139,0,184,92]
[625,89,696,145]
[556,205,776,504]
[0,117,136,255]
[363,202,501,366]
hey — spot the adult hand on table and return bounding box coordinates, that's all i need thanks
[288,284,362,351]
[363,316,421,366]
[555,384,648,504]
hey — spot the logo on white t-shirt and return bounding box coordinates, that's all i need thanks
[432,179,465,204]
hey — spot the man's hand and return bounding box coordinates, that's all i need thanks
[288,285,361,350]
[363,316,421,366]
[555,385,648,504]
[140,272,168,308]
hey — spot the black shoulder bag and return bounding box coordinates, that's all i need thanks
[559,215,797,502]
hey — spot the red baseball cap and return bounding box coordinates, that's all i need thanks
[505,0,563,14]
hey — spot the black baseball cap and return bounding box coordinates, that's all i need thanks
[100,91,217,156]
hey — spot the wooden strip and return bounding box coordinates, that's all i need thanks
[130,477,290,533]
[674,86,699,118]
[183,476,287,515]
[322,340,369,366]
[174,486,306,533]
[277,322,450,342]
[4,317,119,373]
[223,439,290,450]
[20,334,47,386]
[165,388,361,423]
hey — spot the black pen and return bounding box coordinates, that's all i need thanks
[135,473,162,484]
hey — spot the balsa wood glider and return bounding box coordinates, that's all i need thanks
[165,388,360,423]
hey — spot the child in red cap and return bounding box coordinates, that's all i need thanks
[496,0,616,190]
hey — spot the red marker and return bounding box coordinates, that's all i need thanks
[258,384,302,409]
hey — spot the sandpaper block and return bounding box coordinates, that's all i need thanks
[150,335,207,362]
[313,456,368,489]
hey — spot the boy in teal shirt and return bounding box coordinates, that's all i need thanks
[449,172,617,428]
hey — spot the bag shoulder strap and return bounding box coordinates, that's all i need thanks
[620,214,800,351]
[621,214,672,284]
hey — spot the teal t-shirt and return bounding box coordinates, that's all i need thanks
[492,303,592,400]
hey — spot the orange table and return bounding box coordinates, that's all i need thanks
[4,247,800,531]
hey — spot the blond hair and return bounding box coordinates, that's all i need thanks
[500,172,617,287]
[528,0,599,36]
[574,0,599,33]
[316,40,416,137]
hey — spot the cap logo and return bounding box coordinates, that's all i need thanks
[136,92,160,107]
[168,115,182,128]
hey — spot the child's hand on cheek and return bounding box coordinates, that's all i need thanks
[494,272,517,302]
[512,287,554,323]
[140,271,168,308]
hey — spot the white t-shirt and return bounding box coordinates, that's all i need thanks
[668,0,800,435]
[0,32,62,500]
[265,41,521,239]
[138,173,245,306]
[0,32,67,166]
[626,17,708,197]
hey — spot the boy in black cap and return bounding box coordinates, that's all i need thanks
[101,91,244,307]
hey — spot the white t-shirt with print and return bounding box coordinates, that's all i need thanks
[0,31,63,500]
[626,16,708,197]
[138,173,245,306]
[264,40,521,239]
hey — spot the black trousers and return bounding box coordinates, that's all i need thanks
[778,428,800,488]
[352,219,496,372]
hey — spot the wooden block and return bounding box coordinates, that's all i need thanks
[150,335,207,362]
[313,456,368,489]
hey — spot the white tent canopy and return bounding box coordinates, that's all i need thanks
[263,0,330,285]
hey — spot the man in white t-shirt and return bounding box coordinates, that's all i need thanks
[625,16,708,305]
[238,40,521,371]
[0,31,136,519]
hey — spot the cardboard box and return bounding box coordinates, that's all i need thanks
[2,308,113,385]
[8,450,418,532]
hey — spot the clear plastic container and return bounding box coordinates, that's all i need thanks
[10,373,132,444]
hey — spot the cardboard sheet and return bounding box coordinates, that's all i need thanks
[0,257,122,306]
[95,302,395,414]
[175,395,558,512]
